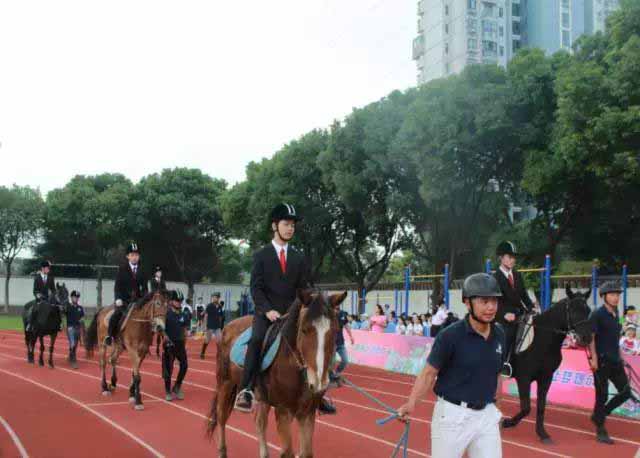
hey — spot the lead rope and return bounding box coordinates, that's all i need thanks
[341,377,410,458]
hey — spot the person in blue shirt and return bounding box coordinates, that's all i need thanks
[588,281,632,444]
[65,290,84,369]
[398,273,505,458]
[162,290,190,401]
[200,292,224,359]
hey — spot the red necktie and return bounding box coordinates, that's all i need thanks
[279,248,287,274]
[508,272,515,289]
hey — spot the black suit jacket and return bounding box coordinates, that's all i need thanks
[149,277,167,292]
[250,244,310,316]
[494,269,534,326]
[114,262,148,304]
[33,274,56,300]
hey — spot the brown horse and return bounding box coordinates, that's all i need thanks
[85,291,169,410]
[207,290,346,458]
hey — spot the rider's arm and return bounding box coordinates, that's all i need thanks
[398,363,438,418]
[250,251,272,315]
[516,271,534,312]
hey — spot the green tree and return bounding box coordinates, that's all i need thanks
[0,186,45,311]
[318,90,416,301]
[394,65,518,278]
[130,168,227,299]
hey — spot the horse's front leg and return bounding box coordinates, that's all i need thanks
[502,376,532,428]
[255,402,271,458]
[109,346,121,390]
[38,336,45,367]
[275,407,294,458]
[297,410,317,458]
[535,376,553,444]
[48,333,57,368]
[130,350,144,410]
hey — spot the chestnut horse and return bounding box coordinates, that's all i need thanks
[85,291,169,410]
[207,290,346,458]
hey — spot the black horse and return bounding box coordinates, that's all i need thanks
[502,286,593,443]
[22,283,69,368]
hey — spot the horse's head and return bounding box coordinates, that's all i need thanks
[55,283,69,305]
[294,289,346,395]
[145,291,170,333]
[564,286,593,347]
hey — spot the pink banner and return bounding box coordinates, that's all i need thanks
[346,330,640,419]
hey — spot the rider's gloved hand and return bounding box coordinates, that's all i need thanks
[115,299,123,307]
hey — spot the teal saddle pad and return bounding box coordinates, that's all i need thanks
[230,327,282,372]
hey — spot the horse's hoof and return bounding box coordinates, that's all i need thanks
[502,418,517,429]
[38,361,44,367]
[102,391,111,397]
[129,397,136,404]
[134,404,144,411]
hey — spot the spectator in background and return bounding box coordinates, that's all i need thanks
[431,303,448,338]
[624,306,638,327]
[409,315,424,336]
[360,314,371,331]
[370,305,388,333]
[149,266,166,292]
[424,313,432,329]
[389,310,398,325]
[347,314,359,330]
[195,298,205,333]
[620,325,639,356]
[182,301,193,336]
[443,311,459,330]
[396,316,409,335]
[200,292,224,359]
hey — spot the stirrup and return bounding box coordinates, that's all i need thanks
[234,389,255,413]
[501,362,513,378]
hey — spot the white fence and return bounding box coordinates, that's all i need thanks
[0,275,251,312]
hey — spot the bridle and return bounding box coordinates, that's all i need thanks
[129,293,166,328]
[527,297,590,338]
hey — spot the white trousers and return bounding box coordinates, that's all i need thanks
[431,397,502,458]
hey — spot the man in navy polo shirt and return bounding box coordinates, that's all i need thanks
[588,281,631,444]
[398,273,505,458]
[65,290,84,369]
[163,290,190,401]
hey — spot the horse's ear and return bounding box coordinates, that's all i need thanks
[566,285,574,299]
[584,288,591,301]
[330,291,348,307]
[297,288,313,305]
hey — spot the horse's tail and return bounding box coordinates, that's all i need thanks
[85,313,99,358]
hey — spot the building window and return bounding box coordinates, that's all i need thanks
[468,0,476,10]
[562,30,571,48]
[561,0,570,8]
[499,25,504,37]
[445,5,449,15]
[445,43,449,54]
[468,38,477,49]
[513,39,521,51]
[562,12,570,28]
[445,23,449,34]
[512,3,520,16]
[499,45,504,56]
[512,21,521,35]
[499,7,504,17]
[445,62,450,74]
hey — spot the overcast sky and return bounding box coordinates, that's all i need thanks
[0,0,416,195]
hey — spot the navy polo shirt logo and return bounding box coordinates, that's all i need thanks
[496,344,502,355]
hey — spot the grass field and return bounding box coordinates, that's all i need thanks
[0,315,23,330]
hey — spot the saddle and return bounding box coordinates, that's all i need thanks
[230,319,285,372]
[514,313,535,354]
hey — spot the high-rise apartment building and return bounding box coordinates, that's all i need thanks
[414,0,620,84]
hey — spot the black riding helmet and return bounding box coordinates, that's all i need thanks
[70,290,80,298]
[462,273,503,301]
[169,290,184,303]
[41,260,52,269]
[153,265,162,274]
[599,281,623,297]
[271,203,302,223]
[496,241,517,257]
[126,242,140,254]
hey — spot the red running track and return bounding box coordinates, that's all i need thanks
[0,330,638,458]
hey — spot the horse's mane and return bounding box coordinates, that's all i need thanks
[282,299,304,345]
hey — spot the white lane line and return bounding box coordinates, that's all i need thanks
[0,349,427,457]
[0,415,30,458]
[1,340,638,450]
[3,329,636,427]
[0,352,282,454]
[0,368,165,458]
[86,400,163,407]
